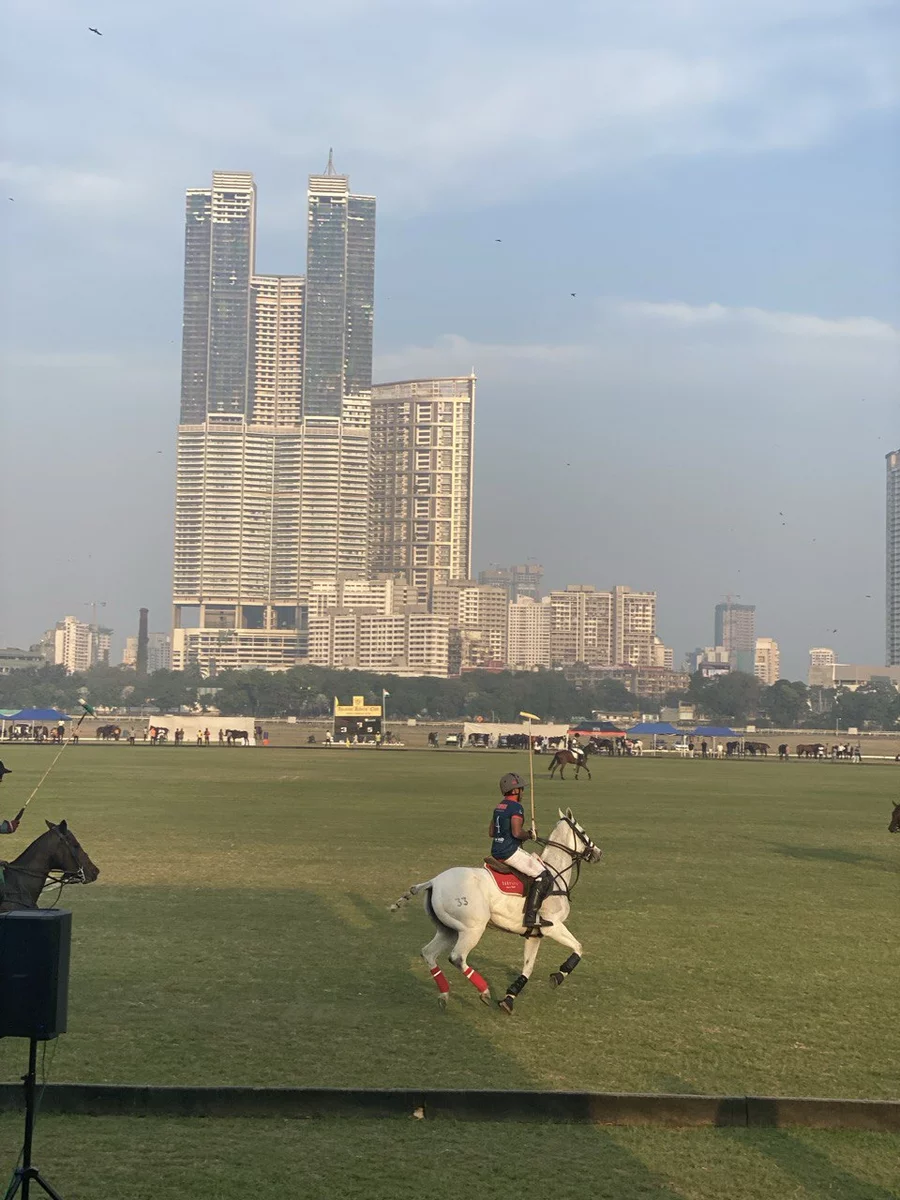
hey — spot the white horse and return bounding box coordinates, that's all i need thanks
[389,808,603,1015]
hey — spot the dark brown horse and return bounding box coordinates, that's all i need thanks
[0,820,99,913]
[548,750,592,780]
[889,804,900,834]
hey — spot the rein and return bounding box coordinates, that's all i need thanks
[534,817,598,901]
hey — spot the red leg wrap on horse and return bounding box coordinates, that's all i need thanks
[463,966,489,993]
[430,966,450,994]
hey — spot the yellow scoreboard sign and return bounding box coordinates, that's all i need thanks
[333,695,382,718]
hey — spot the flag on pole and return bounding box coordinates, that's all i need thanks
[78,699,96,717]
[382,690,390,699]
[519,711,540,722]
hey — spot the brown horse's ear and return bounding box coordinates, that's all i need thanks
[58,819,68,832]
[45,820,55,830]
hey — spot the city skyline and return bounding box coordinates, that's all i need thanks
[1,2,896,678]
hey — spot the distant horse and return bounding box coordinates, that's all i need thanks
[0,820,99,913]
[889,804,900,833]
[390,808,603,1014]
[96,724,121,741]
[225,729,250,745]
[777,744,789,760]
[548,749,591,780]
[797,743,825,759]
[745,741,770,757]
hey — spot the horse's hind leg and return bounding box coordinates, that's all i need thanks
[421,927,455,1009]
[498,935,542,1016]
[448,927,492,1005]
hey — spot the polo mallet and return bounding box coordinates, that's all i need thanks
[18,699,95,819]
[519,711,541,836]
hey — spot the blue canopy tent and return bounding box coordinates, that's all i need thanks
[5,708,72,741]
[9,708,71,723]
[626,721,682,753]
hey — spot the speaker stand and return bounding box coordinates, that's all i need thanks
[3,1038,65,1200]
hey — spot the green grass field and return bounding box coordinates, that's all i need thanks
[0,747,896,1198]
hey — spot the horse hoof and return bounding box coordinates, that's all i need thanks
[498,996,514,1015]
[479,990,493,1006]
[549,972,565,988]
[438,994,448,1011]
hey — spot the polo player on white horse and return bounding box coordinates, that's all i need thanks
[390,774,604,1014]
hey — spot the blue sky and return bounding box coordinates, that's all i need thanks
[1,0,897,677]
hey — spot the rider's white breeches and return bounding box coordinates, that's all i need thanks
[502,847,546,878]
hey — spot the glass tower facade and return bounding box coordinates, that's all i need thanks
[179,172,256,422]
[303,168,375,418]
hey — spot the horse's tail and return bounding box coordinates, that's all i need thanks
[388,880,432,913]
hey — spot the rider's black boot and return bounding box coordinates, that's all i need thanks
[523,871,554,933]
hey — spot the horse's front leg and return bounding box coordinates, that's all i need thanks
[543,922,584,989]
[498,935,542,1016]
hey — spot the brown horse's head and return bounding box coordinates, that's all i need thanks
[889,804,900,834]
[45,819,100,882]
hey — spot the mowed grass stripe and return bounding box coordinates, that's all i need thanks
[0,749,895,1098]
[0,1115,897,1200]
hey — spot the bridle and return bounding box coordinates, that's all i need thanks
[535,815,601,901]
[2,828,88,909]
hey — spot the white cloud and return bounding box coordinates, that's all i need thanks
[615,301,900,342]
[0,0,894,218]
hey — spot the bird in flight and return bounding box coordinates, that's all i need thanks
[494,239,502,243]
[570,292,576,297]
[89,26,102,35]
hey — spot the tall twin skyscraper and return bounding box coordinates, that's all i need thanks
[171,163,475,672]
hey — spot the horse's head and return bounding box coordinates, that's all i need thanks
[889,804,900,834]
[44,820,100,883]
[550,808,603,864]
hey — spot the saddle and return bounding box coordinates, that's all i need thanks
[483,857,528,896]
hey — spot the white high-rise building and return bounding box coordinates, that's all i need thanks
[308,576,418,619]
[171,162,376,673]
[250,276,304,426]
[753,637,781,686]
[548,585,658,667]
[308,610,449,676]
[548,586,613,666]
[614,586,657,667]
[433,581,508,669]
[507,597,551,670]
[370,377,475,606]
[50,617,111,674]
[808,647,836,688]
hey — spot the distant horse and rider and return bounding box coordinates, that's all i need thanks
[548,748,591,780]
[95,724,121,741]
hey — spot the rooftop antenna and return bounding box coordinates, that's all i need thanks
[325,147,337,175]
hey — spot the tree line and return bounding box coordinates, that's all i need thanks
[2,663,898,730]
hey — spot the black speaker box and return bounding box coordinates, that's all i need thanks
[0,909,71,1040]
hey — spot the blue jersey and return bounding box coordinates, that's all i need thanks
[491,797,524,860]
